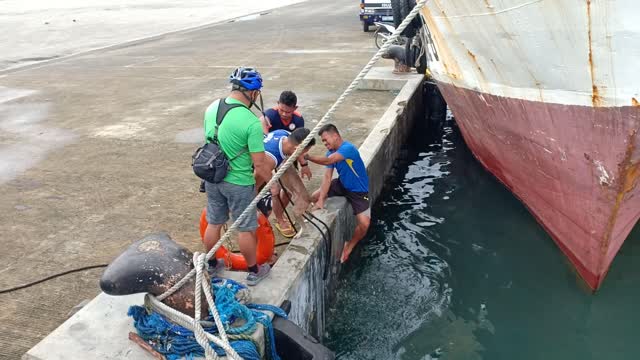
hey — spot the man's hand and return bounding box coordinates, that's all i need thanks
[311,167,333,211]
[300,165,312,180]
[313,198,325,210]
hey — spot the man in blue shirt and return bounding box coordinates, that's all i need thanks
[260,128,316,238]
[260,91,305,133]
[305,124,370,263]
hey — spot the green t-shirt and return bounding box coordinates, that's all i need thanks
[204,97,265,185]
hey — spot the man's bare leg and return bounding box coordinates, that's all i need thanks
[271,183,292,229]
[203,223,224,252]
[280,166,311,216]
[237,230,258,267]
[341,213,371,263]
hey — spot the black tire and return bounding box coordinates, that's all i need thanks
[363,22,369,32]
[412,31,427,74]
[405,40,413,69]
[416,51,427,74]
[399,0,417,38]
[391,0,403,28]
[406,0,423,30]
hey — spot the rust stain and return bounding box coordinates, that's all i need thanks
[598,130,640,274]
[467,50,477,62]
[466,49,484,75]
[592,85,602,106]
[466,48,489,88]
[586,0,602,107]
[632,98,639,107]
[421,5,464,81]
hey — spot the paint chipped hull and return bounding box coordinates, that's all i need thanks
[420,0,640,289]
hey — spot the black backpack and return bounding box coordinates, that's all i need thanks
[192,99,248,184]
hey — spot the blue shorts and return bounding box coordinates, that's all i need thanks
[205,181,258,232]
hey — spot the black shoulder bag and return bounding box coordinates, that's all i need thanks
[192,100,248,183]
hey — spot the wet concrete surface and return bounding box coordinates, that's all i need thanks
[0,0,397,357]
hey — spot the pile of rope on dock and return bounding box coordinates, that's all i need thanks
[128,277,287,360]
[128,1,427,358]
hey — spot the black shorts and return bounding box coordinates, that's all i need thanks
[328,179,370,216]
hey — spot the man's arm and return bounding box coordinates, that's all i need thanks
[297,152,312,180]
[247,121,271,188]
[305,152,344,166]
[251,152,272,189]
[315,167,334,209]
[259,114,271,135]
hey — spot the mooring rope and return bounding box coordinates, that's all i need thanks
[148,1,427,358]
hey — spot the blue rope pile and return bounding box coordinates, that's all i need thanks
[128,278,287,360]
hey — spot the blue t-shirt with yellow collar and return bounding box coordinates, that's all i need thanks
[326,141,369,193]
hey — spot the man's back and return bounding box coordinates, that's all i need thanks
[263,129,290,168]
[326,141,369,193]
[204,97,264,185]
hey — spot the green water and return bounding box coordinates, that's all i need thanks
[324,119,640,360]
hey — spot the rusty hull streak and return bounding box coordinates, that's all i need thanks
[423,1,464,80]
[465,48,489,89]
[587,0,602,107]
[466,49,483,75]
[598,129,640,277]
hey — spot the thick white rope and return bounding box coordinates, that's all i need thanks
[150,0,427,357]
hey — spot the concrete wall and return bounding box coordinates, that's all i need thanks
[285,197,353,338]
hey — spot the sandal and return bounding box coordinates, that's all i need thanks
[275,222,296,238]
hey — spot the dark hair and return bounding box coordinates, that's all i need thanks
[289,128,316,148]
[318,124,339,136]
[279,91,297,107]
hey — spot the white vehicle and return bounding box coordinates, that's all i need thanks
[359,0,393,32]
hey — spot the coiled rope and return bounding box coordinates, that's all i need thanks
[129,278,286,360]
[149,1,427,358]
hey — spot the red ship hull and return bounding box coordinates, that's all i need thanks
[437,82,640,290]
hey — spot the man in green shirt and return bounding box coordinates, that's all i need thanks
[202,67,273,286]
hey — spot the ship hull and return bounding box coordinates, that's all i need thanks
[437,82,640,289]
[419,0,640,289]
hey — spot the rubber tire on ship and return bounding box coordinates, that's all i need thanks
[391,0,403,28]
[411,30,428,74]
[399,0,419,38]
[416,51,427,74]
[407,0,423,29]
[363,21,369,32]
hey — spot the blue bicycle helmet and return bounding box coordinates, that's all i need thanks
[229,67,263,91]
